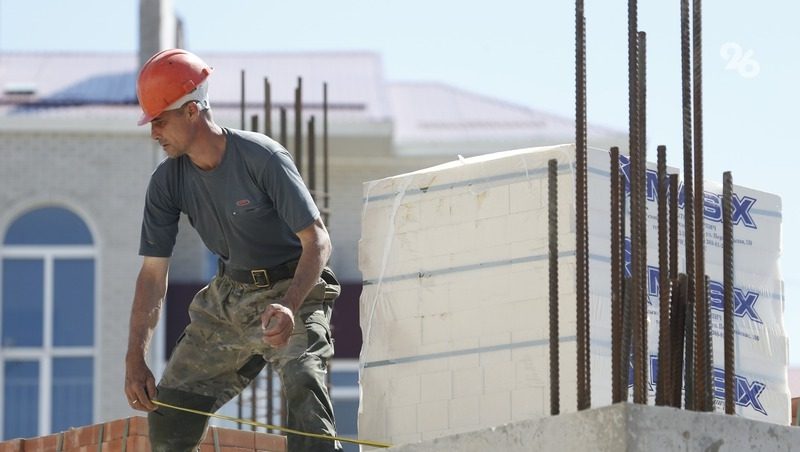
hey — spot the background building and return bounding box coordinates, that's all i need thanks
[0,0,627,444]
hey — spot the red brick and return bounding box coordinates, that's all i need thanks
[126,417,149,438]
[213,427,255,448]
[102,437,149,452]
[102,417,148,443]
[63,424,102,449]
[0,439,24,452]
[254,432,287,452]
[101,419,127,443]
[101,439,124,452]
[20,433,62,452]
[124,436,151,452]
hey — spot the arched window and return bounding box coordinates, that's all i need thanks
[1,207,96,439]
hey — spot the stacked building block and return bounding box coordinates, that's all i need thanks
[358,145,788,448]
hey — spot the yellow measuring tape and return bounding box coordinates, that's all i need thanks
[152,400,392,449]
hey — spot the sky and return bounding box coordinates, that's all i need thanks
[1,0,798,365]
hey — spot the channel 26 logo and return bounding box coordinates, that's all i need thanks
[720,42,761,79]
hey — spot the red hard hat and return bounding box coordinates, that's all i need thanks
[136,49,213,126]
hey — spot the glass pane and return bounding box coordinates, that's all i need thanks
[4,360,39,440]
[330,369,359,387]
[332,398,359,436]
[2,259,44,347]
[51,358,93,432]
[4,207,92,245]
[53,259,94,346]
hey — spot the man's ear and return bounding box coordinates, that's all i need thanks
[185,101,201,121]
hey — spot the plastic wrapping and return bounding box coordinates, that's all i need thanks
[358,145,789,447]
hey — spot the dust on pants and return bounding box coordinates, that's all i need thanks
[149,273,342,452]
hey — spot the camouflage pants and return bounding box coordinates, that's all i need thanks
[148,272,342,452]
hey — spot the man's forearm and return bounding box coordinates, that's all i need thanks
[283,247,328,312]
[283,219,332,313]
[126,273,166,360]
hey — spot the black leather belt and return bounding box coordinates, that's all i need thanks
[218,260,339,288]
[219,260,298,288]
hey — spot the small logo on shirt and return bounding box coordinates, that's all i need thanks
[236,199,251,207]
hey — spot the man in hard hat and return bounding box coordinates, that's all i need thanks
[124,48,342,451]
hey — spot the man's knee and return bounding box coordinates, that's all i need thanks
[282,357,327,391]
[148,387,216,452]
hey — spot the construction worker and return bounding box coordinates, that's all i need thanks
[124,48,342,451]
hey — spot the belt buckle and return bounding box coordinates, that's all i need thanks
[251,269,271,288]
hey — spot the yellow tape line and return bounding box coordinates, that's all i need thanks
[152,399,392,449]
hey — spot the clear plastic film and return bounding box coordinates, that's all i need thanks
[357,145,789,447]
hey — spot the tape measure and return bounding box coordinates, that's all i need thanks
[152,399,392,448]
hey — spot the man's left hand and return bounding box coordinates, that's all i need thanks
[261,303,295,347]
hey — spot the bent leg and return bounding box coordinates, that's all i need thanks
[149,280,266,451]
[148,387,215,452]
[277,301,341,451]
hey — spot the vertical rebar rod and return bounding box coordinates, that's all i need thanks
[264,78,272,137]
[548,158,560,416]
[692,0,710,412]
[575,0,590,411]
[668,173,683,408]
[266,363,274,432]
[308,116,316,201]
[280,107,288,147]
[250,370,258,430]
[610,147,623,404]
[703,274,714,411]
[635,31,649,404]
[722,171,735,415]
[656,145,671,406]
[294,77,303,175]
[626,0,643,405]
[250,114,258,134]
[680,0,696,411]
[323,82,330,217]
[638,32,648,162]
[671,274,688,407]
[240,70,246,130]
[669,174,679,281]
[620,176,631,402]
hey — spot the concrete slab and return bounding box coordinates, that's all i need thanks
[385,403,800,452]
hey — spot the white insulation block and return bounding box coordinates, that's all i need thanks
[358,145,789,448]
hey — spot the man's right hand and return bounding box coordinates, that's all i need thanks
[124,355,158,412]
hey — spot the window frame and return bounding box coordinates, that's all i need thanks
[0,206,99,440]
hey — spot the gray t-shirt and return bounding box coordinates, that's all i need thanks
[139,128,319,270]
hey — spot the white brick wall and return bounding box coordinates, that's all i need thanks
[358,144,790,447]
[358,145,580,446]
[0,130,155,423]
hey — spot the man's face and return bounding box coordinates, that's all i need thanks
[149,103,194,158]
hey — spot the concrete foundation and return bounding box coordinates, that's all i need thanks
[385,403,800,452]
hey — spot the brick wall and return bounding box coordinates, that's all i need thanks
[0,417,286,451]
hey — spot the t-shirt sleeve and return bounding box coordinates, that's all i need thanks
[261,150,320,233]
[139,174,180,257]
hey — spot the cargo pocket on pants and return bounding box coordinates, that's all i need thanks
[302,310,334,362]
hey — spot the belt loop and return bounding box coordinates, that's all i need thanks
[217,259,224,276]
